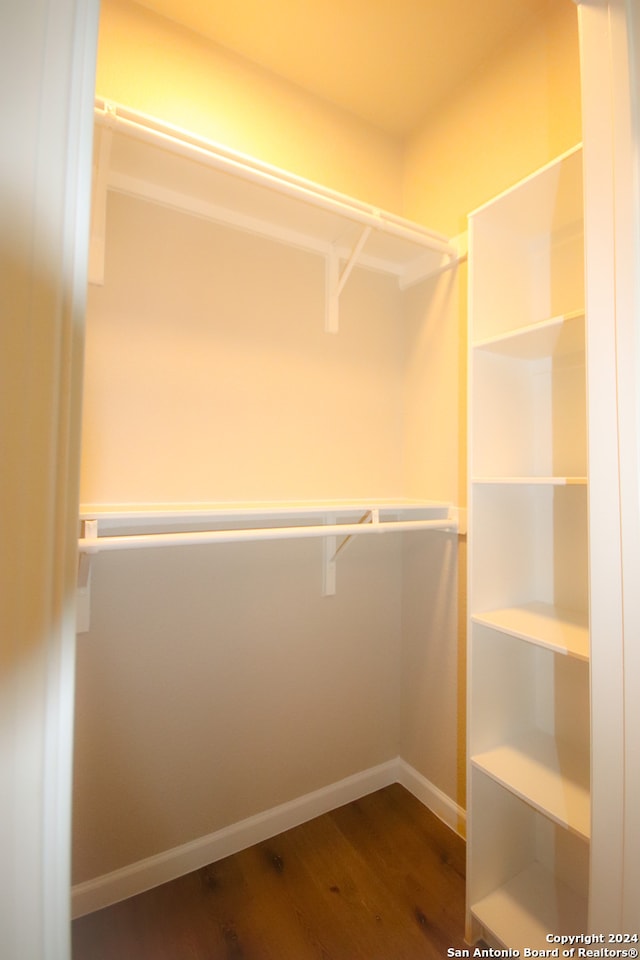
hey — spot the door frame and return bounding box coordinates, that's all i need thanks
[1,0,100,957]
[578,0,640,931]
[2,0,638,956]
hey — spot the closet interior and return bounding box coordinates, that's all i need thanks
[73,0,591,948]
[73,96,465,916]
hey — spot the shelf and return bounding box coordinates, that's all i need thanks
[469,144,584,241]
[471,860,588,949]
[78,500,456,553]
[76,499,458,630]
[78,499,455,544]
[472,730,590,839]
[78,498,451,521]
[91,100,458,300]
[468,146,584,342]
[472,311,585,359]
[472,602,589,660]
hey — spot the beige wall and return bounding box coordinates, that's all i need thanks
[397,0,581,807]
[398,268,463,808]
[403,1,582,235]
[96,0,404,212]
[80,193,406,504]
[74,187,410,883]
[73,536,403,881]
[74,182,462,883]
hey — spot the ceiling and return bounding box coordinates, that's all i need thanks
[132,0,556,139]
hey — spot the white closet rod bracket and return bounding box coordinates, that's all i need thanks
[76,519,97,634]
[336,226,374,298]
[451,506,467,536]
[88,117,114,286]
[332,509,375,561]
[325,249,340,334]
[323,509,376,596]
[325,225,373,333]
[322,514,337,596]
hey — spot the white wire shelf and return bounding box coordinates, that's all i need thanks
[77,500,458,554]
[90,100,463,330]
[75,501,459,631]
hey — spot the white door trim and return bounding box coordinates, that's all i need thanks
[0,1,99,957]
[577,0,640,931]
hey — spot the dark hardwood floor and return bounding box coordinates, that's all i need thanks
[72,783,467,960]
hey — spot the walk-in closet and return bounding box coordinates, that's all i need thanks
[69,0,638,951]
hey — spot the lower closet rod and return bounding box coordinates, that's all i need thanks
[78,517,456,555]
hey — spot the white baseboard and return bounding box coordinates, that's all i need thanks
[71,758,398,918]
[72,757,465,918]
[396,758,466,838]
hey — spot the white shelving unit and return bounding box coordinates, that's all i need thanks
[467,145,589,948]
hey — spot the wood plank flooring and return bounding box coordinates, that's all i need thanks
[72,783,467,960]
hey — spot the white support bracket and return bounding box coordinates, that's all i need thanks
[76,519,97,634]
[322,514,337,596]
[451,506,467,536]
[322,509,377,596]
[333,509,375,560]
[88,105,115,285]
[325,225,373,333]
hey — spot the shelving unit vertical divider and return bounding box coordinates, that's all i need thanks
[466,145,590,950]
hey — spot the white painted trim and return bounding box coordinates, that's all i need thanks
[396,759,466,839]
[612,0,640,932]
[578,1,629,931]
[72,758,464,918]
[1,1,99,958]
[72,759,398,917]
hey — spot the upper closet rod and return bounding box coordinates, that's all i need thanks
[96,101,456,259]
[78,515,456,555]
